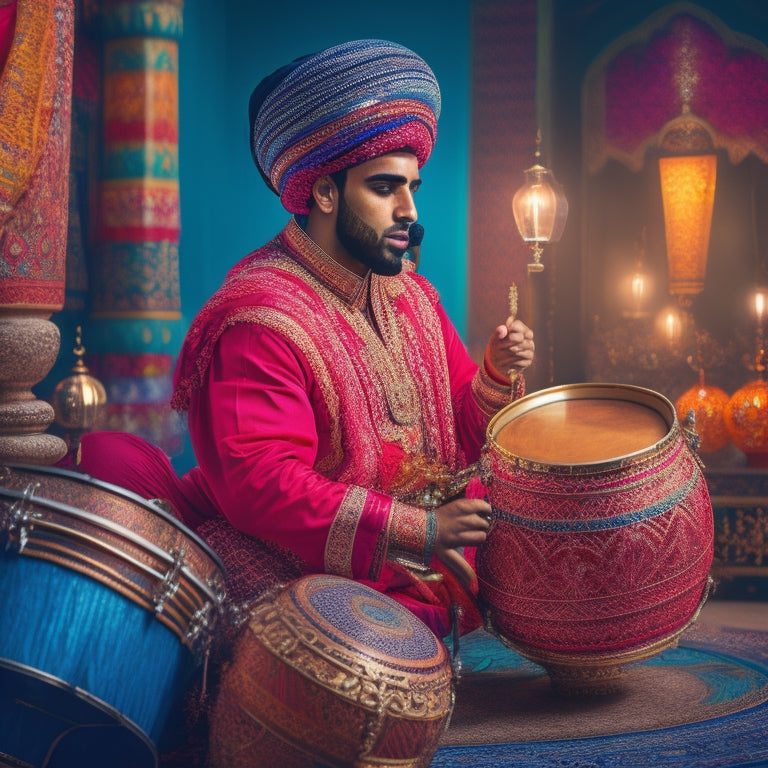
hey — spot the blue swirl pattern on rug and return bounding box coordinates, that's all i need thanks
[429,624,768,767]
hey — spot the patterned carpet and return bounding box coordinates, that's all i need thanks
[432,600,768,767]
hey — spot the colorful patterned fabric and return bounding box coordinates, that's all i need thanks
[0,0,74,309]
[584,10,768,174]
[249,39,441,214]
[0,0,58,215]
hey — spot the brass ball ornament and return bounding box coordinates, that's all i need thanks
[52,326,107,435]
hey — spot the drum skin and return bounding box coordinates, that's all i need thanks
[476,383,715,694]
[208,574,454,768]
[0,463,226,766]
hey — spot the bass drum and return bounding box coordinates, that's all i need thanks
[208,574,454,768]
[477,383,714,695]
[0,463,226,768]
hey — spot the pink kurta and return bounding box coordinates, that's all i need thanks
[172,217,516,636]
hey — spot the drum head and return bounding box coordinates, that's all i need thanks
[490,383,674,466]
[285,575,446,673]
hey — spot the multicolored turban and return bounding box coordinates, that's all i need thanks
[249,39,441,214]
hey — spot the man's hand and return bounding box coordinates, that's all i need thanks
[486,318,535,379]
[433,497,492,589]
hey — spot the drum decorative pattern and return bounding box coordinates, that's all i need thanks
[476,384,715,693]
[208,574,454,768]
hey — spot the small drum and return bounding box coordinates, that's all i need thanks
[208,574,454,768]
[477,383,714,695]
[0,464,226,767]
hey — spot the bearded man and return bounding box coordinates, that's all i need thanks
[73,39,535,641]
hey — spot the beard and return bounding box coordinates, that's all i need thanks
[335,195,408,276]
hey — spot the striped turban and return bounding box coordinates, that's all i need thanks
[249,39,441,214]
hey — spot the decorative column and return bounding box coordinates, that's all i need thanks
[0,0,74,465]
[90,0,185,454]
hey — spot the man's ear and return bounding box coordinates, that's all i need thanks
[311,175,337,213]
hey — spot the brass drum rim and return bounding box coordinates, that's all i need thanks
[2,463,226,574]
[0,463,226,651]
[486,382,679,473]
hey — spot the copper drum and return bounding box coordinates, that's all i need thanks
[477,383,714,695]
[208,574,454,768]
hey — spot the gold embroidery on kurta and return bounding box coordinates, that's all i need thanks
[325,485,368,576]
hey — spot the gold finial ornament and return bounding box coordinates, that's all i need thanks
[508,284,518,320]
[507,283,520,386]
[52,327,107,439]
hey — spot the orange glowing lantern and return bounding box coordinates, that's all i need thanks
[658,117,717,303]
[724,379,768,467]
[675,371,730,454]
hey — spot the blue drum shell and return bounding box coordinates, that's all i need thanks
[0,463,227,764]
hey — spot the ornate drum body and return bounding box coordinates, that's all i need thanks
[477,383,714,694]
[0,464,226,767]
[208,574,454,768]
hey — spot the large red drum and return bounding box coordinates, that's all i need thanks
[477,383,714,695]
[208,574,454,768]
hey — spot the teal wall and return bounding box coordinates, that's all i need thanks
[177,0,473,338]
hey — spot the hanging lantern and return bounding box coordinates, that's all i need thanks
[512,130,568,272]
[658,116,717,303]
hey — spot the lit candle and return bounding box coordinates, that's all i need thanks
[631,272,646,303]
[755,291,766,322]
[660,308,682,345]
[665,312,676,341]
[531,189,541,239]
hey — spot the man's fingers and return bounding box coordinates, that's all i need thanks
[437,547,477,591]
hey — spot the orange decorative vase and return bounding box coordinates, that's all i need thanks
[724,378,768,467]
[675,373,730,454]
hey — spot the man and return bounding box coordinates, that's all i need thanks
[69,38,534,641]
[167,38,535,639]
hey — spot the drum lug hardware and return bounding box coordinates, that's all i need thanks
[187,600,215,653]
[210,574,227,608]
[1,481,41,554]
[154,546,186,614]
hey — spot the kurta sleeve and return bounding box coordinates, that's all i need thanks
[187,322,432,579]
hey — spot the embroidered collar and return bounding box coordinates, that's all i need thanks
[281,216,371,311]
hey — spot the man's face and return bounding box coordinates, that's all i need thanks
[335,152,421,276]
